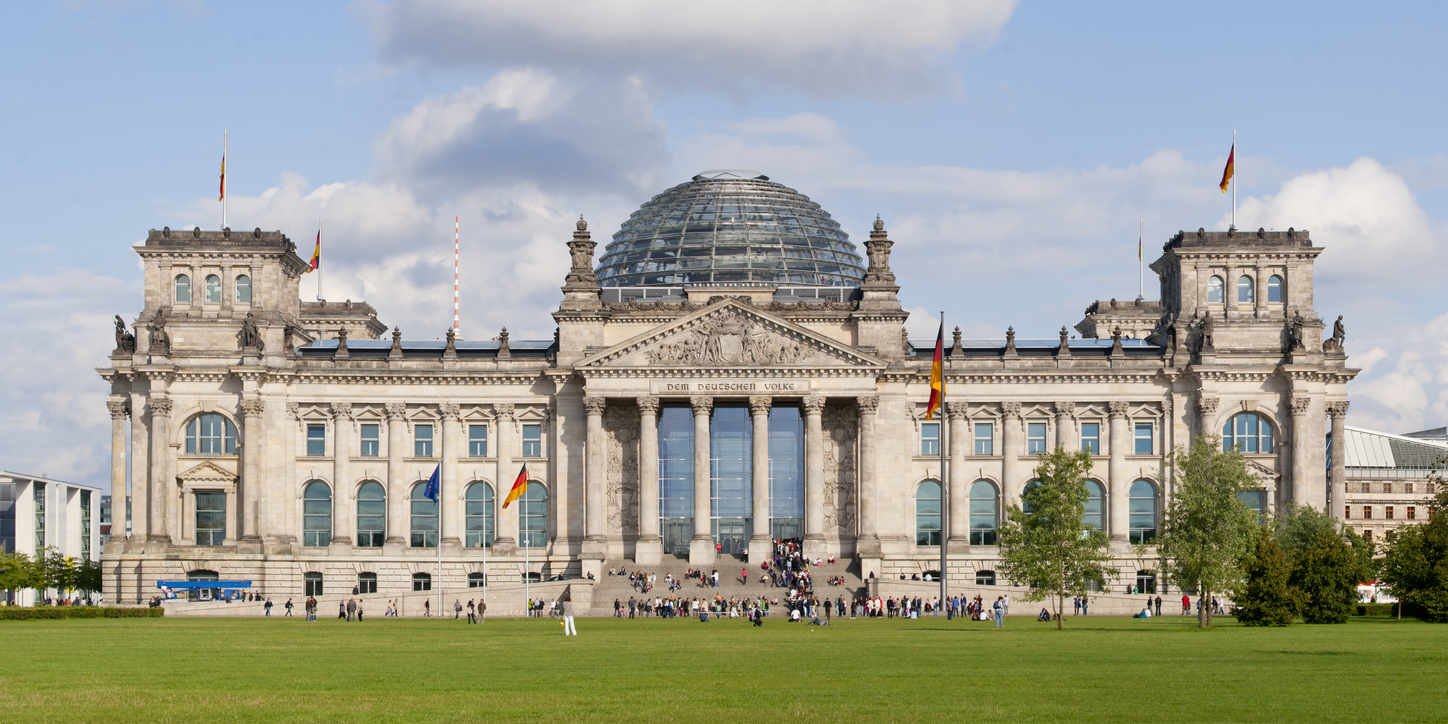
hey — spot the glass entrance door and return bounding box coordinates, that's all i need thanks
[713,518,750,557]
[661,518,692,557]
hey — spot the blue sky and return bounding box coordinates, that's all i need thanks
[2,1,1445,487]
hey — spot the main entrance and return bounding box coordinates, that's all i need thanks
[661,518,692,556]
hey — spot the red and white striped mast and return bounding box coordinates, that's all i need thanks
[453,216,462,338]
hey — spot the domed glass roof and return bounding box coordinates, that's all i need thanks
[596,171,866,287]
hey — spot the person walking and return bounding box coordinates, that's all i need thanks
[478,598,486,623]
[454,600,463,620]
[356,601,365,621]
[1154,595,1162,617]
[338,601,346,620]
[467,599,476,624]
[1073,596,1081,615]
[284,598,294,617]
[346,598,356,621]
[424,599,431,617]
[1181,594,1190,615]
[561,593,577,637]
[1081,595,1089,616]
[264,598,273,616]
[992,597,1004,628]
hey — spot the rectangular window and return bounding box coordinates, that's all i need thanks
[1080,422,1100,454]
[1363,506,1373,520]
[1386,505,1395,520]
[920,422,940,456]
[195,491,225,545]
[357,573,377,594]
[1362,482,1372,493]
[80,491,91,561]
[469,424,488,457]
[1408,506,1416,520]
[973,422,993,456]
[414,424,434,458]
[34,483,46,551]
[1344,505,1351,519]
[1134,422,1154,455]
[1384,482,1393,494]
[1364,529,1373,543]
[521,424,542,457]
[1026,422,1047,455]
[306,424,326,457]
[304,572,323,597]
[1406,483,1414,494]
[359,423,380,457]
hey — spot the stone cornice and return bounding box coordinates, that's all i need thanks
[580,366,879,379]
[880,370,1165,384]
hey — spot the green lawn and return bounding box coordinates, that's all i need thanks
[2,614,1444,722]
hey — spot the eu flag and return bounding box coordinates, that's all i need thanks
[424,464,440,503]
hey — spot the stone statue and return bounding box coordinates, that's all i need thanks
[148,316,170,355]
[1201,311,1215,350]
[1289,311,1306,352]
[113,315,135,354]
[283,325,294,354]
[1331,315,1345,348]
[497,327,511,357]
[237,312,263,351]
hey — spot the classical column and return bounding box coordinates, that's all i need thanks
[331,403,353,546]
[748,396,773,563]
[107,398,128,546]
[1290,395,1312,508]
[493,403,518,551]
[1197,395,1219,441]
[1054,401,1076,452]
[1329,401,1350,521]
[440,402,462,550]
[240,397,265,544]
[1254,264,1267,318]
[856,396,880,555]
[947,402,969,545]
[688,396,715,564]
[1001,402,1023,510]
[805,396,828,558]
[147,395,172,544]
[635,396,662,565]
[384,402,408,547]
[1107,401,1130,543]
[583,396,608,557]
[129,391,149,551]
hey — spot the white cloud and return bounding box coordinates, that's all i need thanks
[365,0,1017,96]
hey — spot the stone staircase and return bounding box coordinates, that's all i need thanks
[160,579,594,618]
[587,557,867,615]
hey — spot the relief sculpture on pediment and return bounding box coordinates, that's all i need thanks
[646,308,811,366]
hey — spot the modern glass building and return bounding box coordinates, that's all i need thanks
[0,472,103,605]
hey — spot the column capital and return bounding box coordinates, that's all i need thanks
[330,401,353,419]
[1290,395,1312,416]
[636,395,660,415]
[1107,400,1129,418]
[853,395,876,414]
[748,395,772,417]
[803,395,827,414]
[945,401,968,420]
[689,395,713,415]
[493,402,515,421]
[107,398,129,420]
[1054,401,1077,417]
[385,401,407,421]
[583,396,607,416]
[1327,400,1350,418]
[1196,396,1219,417]
[148,395,172,417]
[1001,400,1022,418]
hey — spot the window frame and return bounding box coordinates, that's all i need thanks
[915,479,942,546]
[204,273,222,304]
[973,422,993,456]
[968,479,998,546]
[412,572,432,592]
[920,421,941,457]
[1267,274,1283,303]
[468,423,488,458]
[1082,480,1105,531]
[521,423,543,458]
[174,273,192,304]
[1080,421,1100,455]
[185,413,239,456]
[519,481,548,548]
[357,572,377,594]
[235,274,252,304]
[1222,412,1274,454]
[1134,421,1154,455]
[1128,479,1159,544]
[305,423,327,457]
[304,572,324,597]
[975,570,996,586]
[1026,421,1047,455]
[1206,275,1224,303]
[195,490,226,546]
[359,423,380,457]
[465,481,495,548]
[1237,274,1255,303]
[302,480,332,547]
[355,481,386,548]
[413,423,434,458]
[410,481,439,548]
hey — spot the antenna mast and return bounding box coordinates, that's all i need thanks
[453,216,462,338]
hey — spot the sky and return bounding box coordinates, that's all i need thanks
[1,1,1445,490]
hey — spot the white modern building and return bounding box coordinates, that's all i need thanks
[0,471,103,605]
[1337,425,1448,546]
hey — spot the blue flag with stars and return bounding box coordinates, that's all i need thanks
[424,464,440,503]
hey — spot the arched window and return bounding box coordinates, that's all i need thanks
[915,480,942,546]
[520,481,548,548]
[1083,480,1105,530]
[975,570,996,586]
[174,273,191,304]
[1267,274,1283,303]
[1129,479,1159,544]
[410,481,438,548]
[1237,275,1254,303]
[465,481,495,548]
[356,481,385,547]
[204,274,222,304]
[969,480,998,545]
[1022,479,1042,515]
[412,572,431,591]
[235,274,252,304]
[302,480,331,547]
[1206,275,1224,303]
[357,572,377,594]
[467,572,486,588]
[1237,490,1267,523]
[1222,412,1274,453]
[304,571,323,596]
[185,413,238,455]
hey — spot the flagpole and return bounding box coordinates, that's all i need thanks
[1231,128,1237,230]
[437,456,444,621]
[1137,216,1144,301]
[317,219,323,302]
[939,310,948,608]
[222,129,228,229]
[524,492,530,616]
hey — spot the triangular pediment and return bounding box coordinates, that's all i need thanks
[580,299,883,370]
[177,460,237,483]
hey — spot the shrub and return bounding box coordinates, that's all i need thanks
[0,607,164,621]
[1354,603,1396,617]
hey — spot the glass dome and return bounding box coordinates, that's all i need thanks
[596,170,866,287]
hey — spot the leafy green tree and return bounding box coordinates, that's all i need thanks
[1234,526,1299,626]
[1276,505,1372,623]
[1158,437,1259,628]
[0,552,35,601]
[1379,478,1448,621]
[997,449,1116,629]
[77,558,102,598]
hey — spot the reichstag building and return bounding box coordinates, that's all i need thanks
[100,170,1356,602]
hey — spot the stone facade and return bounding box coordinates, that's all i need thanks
[100,216,1356,605]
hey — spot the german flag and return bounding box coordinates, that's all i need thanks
[502,464,528,509]
[925,320,945,420]
[308,229,320,272]
[218,154,226,202]
[1219,143,1235,193]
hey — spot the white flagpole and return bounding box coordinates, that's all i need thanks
[482,502,488,620]
[317,219,323,302]
[222,129,228,229]
[524,490,530,617]
[1138,216,1144,300]
[1231,128,1237,230]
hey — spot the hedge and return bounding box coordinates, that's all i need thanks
[1354,603,1397,618]
[0,607,165,620]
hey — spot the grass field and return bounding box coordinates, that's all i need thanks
[3,614,1446,722]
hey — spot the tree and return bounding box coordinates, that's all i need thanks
[77,558,102,598]
[997,449,1117,629]
[1277,505,1372,624]
[1379,478,1448,621]
[0,552,34,602]
[1234,526,1299,626]
[1158,437,1259,628]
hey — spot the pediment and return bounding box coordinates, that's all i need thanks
[579,299,883,370]
[178,461,237,483]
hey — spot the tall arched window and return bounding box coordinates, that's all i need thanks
[174,273,191,304]
[520,481,548,548]
[1129,479,1159,543]
[1237,275,1254,303]
[204,274,222,304]
[235,274,252,304]
[969,479,998,545]
[302,480,331,547]
[465,481,495,548]
[915,480,942,546]
[1206,275,1224,303]
[1267,274,1283,302]
[1022,479,1042,515]
[1083,480,1105,530]
[410,481,438,548]
[356,481,385,547]
[185,413,238,455]
[1222,412,1274,453]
